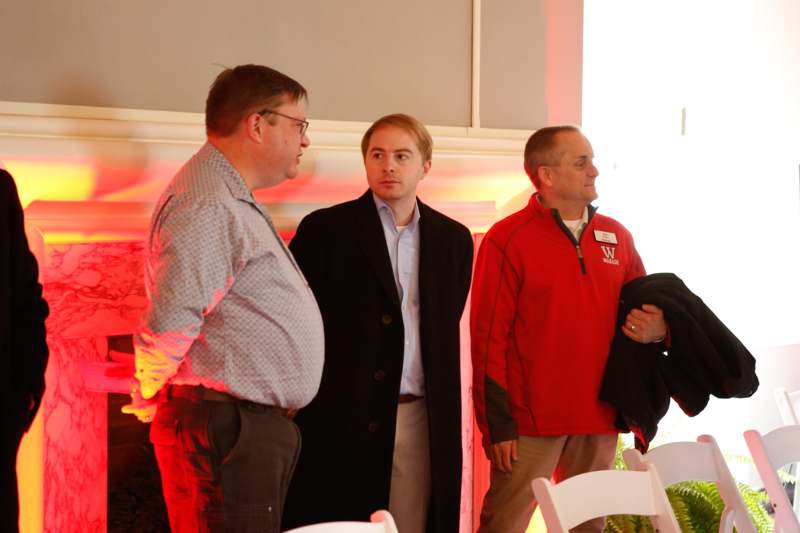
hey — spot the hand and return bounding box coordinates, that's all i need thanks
[622,304,668,344]
[487,439,518,473]
[121,379,160,423]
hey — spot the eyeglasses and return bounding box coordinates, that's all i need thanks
[258,108,309,137]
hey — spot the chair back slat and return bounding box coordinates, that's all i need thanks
[627,442,716,486]
[532,464,681,533]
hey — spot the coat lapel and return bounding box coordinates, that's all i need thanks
[355,191,401,309]
[418,200,440,331]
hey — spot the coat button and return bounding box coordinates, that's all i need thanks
[373,370,386,382]
[381,314,393,325]
[368,421,380,432]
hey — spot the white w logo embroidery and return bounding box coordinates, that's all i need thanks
[601,246,616,259]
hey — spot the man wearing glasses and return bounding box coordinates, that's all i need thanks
[122,64,323,533]
[283,114,473,533]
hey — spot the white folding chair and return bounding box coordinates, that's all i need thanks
[531,464,680,533]
[624,434,756,533]
[774,388,800,426]
[283,510,398,533]
[774,387,800,519]
[744,425,800,533]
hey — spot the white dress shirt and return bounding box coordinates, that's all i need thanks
[373,193,424,396]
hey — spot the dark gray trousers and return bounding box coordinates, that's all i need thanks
[150,390,300,533]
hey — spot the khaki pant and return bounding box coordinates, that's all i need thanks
[478,434,618,533]
[388,399,431,533]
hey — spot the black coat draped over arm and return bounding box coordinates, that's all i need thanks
[599,273,758,451]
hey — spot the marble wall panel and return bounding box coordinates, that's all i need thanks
[42,336,107,533]
[43,241,146,339]
[41,240,146,532]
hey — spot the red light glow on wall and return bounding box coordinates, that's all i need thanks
[5,160,97,208]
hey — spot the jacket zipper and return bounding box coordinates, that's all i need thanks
[575,243,586,274]
[552,208,595,275]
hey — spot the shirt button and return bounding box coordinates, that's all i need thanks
[381,314,393,325]
[373,370,386,382]
[368,421,381,433]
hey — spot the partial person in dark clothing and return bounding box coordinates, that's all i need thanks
[0,169,49,533]
[600,272,759,451]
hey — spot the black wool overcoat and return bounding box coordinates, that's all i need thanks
[282,191,473,533]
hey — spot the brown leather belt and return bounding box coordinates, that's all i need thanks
[166,385,296,419]
[398,394,424,404]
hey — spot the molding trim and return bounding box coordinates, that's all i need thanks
[0,100,529,156]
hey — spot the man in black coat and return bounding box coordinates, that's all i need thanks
[0,169,49,532]
[283,114,473,533]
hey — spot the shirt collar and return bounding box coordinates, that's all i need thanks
[531,193,595,223]
[372,192,421,231]
[201,143,258,204]
[565,206,589,226]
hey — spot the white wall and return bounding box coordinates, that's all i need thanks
[583,0,800,469]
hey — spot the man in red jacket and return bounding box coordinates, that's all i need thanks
[471,126,667,533]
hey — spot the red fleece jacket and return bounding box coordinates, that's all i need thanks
[471,196,645,445]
